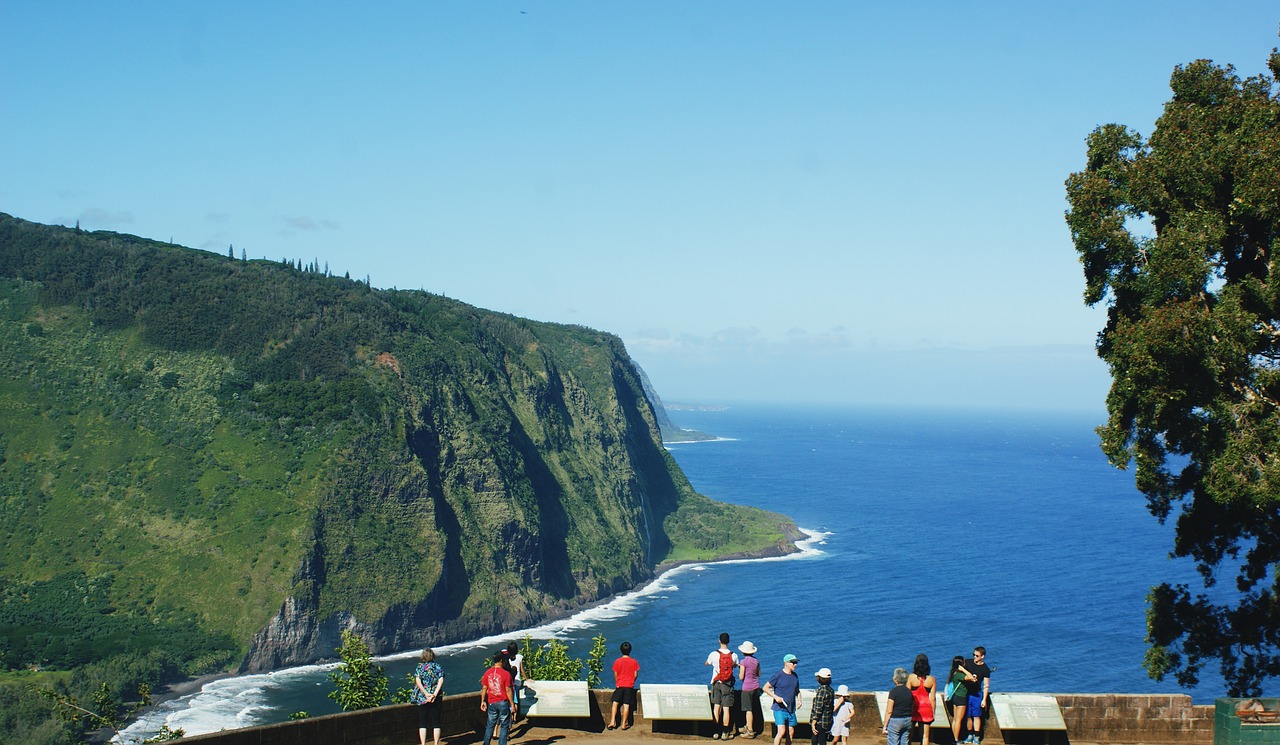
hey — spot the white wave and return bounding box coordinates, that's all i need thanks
[119,527,821,740]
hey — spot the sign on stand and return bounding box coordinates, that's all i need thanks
[519,680,591,717]
[990,693,1067,730]
[640,684,711,720]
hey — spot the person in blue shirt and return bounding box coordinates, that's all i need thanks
[762,654,802,745]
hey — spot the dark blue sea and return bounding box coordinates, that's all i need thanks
[122,404,1221,740]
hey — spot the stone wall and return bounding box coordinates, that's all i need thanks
[176,690,1213,745]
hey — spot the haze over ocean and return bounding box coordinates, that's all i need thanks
[123,404,1220,740]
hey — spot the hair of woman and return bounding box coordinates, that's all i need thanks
[913,653,930,677]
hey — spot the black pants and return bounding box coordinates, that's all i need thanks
[812,727,829,745]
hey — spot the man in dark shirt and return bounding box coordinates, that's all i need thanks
[810,667,834,745]
[963,647,992,744]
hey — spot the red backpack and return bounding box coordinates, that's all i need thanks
[714,650,735,683]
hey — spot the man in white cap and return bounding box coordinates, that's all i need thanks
[810,667,834,745]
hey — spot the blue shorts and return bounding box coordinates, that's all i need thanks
[967,694,985,718]
[773,709,798,728]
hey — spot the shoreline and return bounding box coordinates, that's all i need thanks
[125,522,814,738]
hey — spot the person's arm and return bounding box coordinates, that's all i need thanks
[982,672,990,707]
[882,695,891,734]
[762,680,777,706]
[738,661,745,681]
[480,675,488,711]
[431,672,444,700]
[506,681,515,708]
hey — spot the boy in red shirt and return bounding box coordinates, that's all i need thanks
[608,641,640,730]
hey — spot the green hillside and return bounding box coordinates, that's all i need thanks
[0,213,796,742]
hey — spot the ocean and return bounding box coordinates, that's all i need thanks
[121,404,1221,741]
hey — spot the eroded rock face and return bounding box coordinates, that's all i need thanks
[240,342,675,672]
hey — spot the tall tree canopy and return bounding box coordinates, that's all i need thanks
[1065,45,1280,696]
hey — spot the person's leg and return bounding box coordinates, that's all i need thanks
[609,700,620,728]
[888,718,911,745]
[621,702,632,728]
[922,722,931,745]
[497,702,512,745]
[951,704,964,743]
[429,701,443,745]
[772,712,785,745]
[967,696,982,743]
[483,704,498,745]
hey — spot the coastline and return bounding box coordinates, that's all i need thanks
[124,524,814,742]
[124,521,814,739]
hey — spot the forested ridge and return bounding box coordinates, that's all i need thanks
[0,213,797,742]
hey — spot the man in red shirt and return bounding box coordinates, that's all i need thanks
[607,641,640,730]
[480,649,515,745]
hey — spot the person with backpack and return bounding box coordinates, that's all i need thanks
[705,632,740,739]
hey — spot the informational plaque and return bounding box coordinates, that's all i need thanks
[990,693,1067,730]
[519,680,591,717]
[794,688,815,724]
[640,684,711,720]
[875,691,889,719]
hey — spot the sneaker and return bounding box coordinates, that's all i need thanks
[713,734,721,740]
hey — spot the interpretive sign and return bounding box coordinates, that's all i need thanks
[640,684,710,720]
[794,688,815,725]
[990,693,1066,730]
[519,680,591,717]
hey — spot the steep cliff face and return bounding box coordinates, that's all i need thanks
[0,214,794,676]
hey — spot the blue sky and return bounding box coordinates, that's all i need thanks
[3,3,1277,411]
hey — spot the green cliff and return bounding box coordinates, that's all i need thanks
[0,213,797,681]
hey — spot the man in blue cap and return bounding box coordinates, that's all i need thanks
[762,654,802,745]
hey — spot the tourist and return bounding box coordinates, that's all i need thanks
[944,656,975,744]
[963,647,992,744]
[506,641,528,722]
[830,685,852,745]
[762,654,801,745]
[411,647,445,745]
[480,648,516,745]
[706,632,739,739]
[738,641,762,738]
[810,667,835,745]
[608,641,640,731]
[907,654,936,744]
[881,668,912,745]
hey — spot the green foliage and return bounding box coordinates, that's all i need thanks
[328,630,388,711]
[390,671,415,704]
[288,711,310,720]
[519,636,583,682]
[1065,45,1280,696]
[516,634,608,687]
[585,634,607,689]
[42,680,183,744]
[0,572,237,672]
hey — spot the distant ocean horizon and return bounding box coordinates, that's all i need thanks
[122,403,1222,741]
